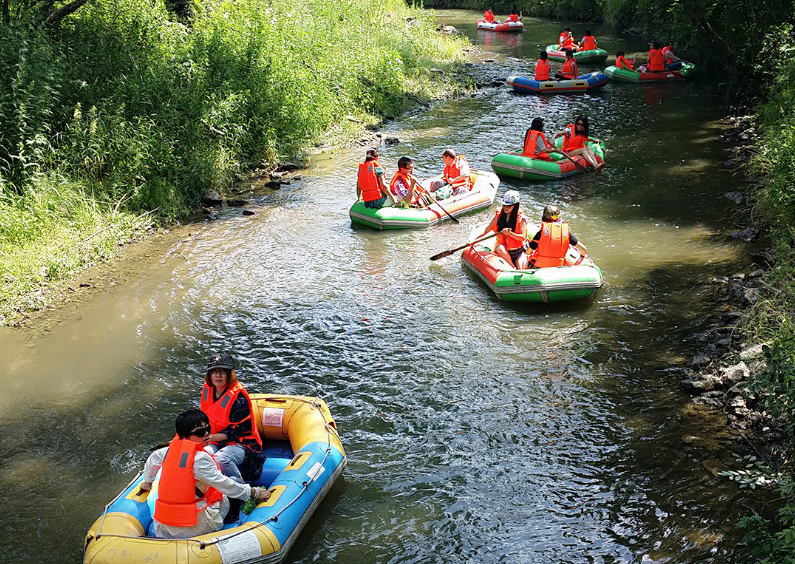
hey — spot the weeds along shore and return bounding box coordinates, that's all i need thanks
[0,0,471,326]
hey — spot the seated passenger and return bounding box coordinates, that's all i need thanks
[389,157,425,208]
[357,148,397,209]
[662,41,683,71]
[521,117,556,160]
[615,51,635,70]
[484,8,495,23]
[429,149,471,196]
[551,115,604,170]
[554,49,578,80]
[534,51,551,81]
[506,9,521,22]
[646,41,665,72]
[527,205,588,268]
[139,409,271,539]
[578,30,598,51]
[558,28,578,51]
[477,190,529,269]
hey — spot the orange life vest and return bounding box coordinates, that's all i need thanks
[581,36,596,51]
[561,58,577,79]
[484,9,494,22]
[562,123,586,151]
[506,13,519,22]
[559,33,574,49]
[647,49,665,72]
[661,46,675,64]
[443,155,471,190]
[200,381,263,450]
[534,59,551,81]
[532,222,570,268]
[389,171,421,203]
[522,130,552,161]
[358,160,383,202]
[153,436,224,527]
[616,55,634,70]
[494,209,527,250]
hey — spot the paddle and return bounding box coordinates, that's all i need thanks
[549,149,589,172]
[421,182,460,224]
[430,231,499,261]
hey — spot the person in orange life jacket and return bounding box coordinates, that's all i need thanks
[429,149,471,196]
[551,115,604,170]
[522,117,556,160]
[357,148,396,209]
[534,51,551,81]
[645,41,666,72]
[389,157,425,208]
[484,8,495,23]
[476,190,529,269]
[506,9,521,22]
[201,353,265,485]
[578,29,598,51]
[554,49,578,80]
[615,51,636,70]
[662,41,683,70]
[527,205,588,268]
[138,410,271,539]
[558,27,578,51]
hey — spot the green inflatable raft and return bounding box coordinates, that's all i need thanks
[491,137,606,181]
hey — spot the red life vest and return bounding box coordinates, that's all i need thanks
[661,46,675,64]
[200,381,263,450]
[532,222,570,268]
[616,55,634,70]
[561,58,577,79]
[647,49,665,72]
[443,155,471,190]
[484,9,494,22]
[559,32,574,49]
[493,209,527,250]
[358,160,383,202]
[389,171,421,203]
[506,14,519,22]
[522,130,552,161]
[534,59,551,81]
[153,436,224,527]
[581,36,596,50]
[562,123,586,151]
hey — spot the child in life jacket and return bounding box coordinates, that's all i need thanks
[615,51,635,70]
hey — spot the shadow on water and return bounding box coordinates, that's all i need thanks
[0,9,772,564]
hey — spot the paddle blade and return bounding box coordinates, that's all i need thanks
[429,248,458,261]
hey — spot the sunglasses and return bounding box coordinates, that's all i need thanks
[191,425,211,437]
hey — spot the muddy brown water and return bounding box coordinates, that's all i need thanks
[0,10,764,564]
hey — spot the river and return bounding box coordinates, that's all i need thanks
[0,10,759,564]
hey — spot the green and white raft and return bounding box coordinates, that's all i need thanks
[491,137,606,181]
[545,45,609,63]
[461,224,604,303]
[349,170,499,230]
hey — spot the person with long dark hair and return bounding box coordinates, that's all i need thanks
[551,115,604,170]
[476,190,529,269]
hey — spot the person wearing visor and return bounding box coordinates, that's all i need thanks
[477,190,529,269]
[527,205,588,268]
[199,353,266,519]
[139,409,271,538]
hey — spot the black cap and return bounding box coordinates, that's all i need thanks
[207,353,235,371]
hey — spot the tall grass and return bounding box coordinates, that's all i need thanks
[0,0,469,323]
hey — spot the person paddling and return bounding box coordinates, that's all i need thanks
[476,190,529,269]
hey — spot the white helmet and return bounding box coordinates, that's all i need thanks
[501,190,520,206]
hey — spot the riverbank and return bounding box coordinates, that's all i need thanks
[0,0,473,326]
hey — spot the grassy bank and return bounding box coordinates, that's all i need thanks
[733,25,795,561]
[0,0,470,324]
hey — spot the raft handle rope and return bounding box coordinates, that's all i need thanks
[95,470,144,539]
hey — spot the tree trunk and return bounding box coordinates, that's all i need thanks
[44,0,91,26]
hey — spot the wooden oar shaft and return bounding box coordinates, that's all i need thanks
[429,231,499,261]
[424,184,460,224]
